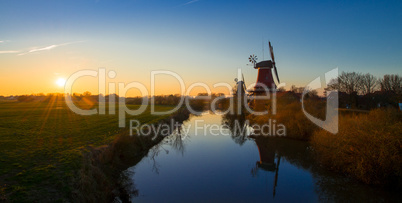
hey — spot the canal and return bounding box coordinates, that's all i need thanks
[120,113,399,202]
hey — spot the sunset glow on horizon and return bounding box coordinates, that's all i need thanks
[0,0,401,97]
[0,1,401,202]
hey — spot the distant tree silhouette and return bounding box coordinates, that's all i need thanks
[380,74,402,94]
[361,73,378,95]
[324,72,401,109]
[17,95,34,102]
[277,87,286,92]
[290,85,304,94]
[83,91,92,97]
[340,72,363,94]
[326,72,364,94]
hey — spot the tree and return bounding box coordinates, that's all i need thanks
[290,85,304,94]
[380,74,402,94]
[339,72,363,94]
[360,73,378,95]
[326,72,363,94]
[277,87,286,92]
[83,91,92,97]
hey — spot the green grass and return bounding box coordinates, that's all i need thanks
[0,99,174,202]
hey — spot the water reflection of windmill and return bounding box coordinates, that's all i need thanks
[222,113,249,146]
[251,136,281,198]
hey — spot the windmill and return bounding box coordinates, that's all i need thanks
[250,41,280,93]
[233,73,248,115]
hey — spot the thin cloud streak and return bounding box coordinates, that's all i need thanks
[0,50,20,54]
[183,0,200,5]
[28,45,58,53]
[176,0,200,7]
[18,41,83,56]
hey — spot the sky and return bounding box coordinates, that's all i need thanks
[0,0,401,96]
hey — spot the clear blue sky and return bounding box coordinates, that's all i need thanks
[0,0,401,95]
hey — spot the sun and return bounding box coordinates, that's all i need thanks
[56,78,66,87]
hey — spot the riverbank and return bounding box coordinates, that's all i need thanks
[248,97,402,188]
[312,108,402,187]
[247,95,326,140]
[72,107,190,202]
[0,100,187,202]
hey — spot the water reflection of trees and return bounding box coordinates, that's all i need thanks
[118,170,139,201]
[148,125,190,175]
[118,122,190,202]
[166,127,189,156]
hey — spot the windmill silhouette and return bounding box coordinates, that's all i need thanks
[250,41,280,93]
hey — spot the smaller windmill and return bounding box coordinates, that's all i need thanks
[232,73,248,115]
[233,74,247,96]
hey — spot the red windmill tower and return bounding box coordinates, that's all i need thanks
[248,41,280,112]
[249,41,280,93]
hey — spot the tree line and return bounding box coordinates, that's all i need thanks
[325,72,401,109]
[326,72,402,95]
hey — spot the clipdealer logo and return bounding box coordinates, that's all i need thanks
[63,67,338,138]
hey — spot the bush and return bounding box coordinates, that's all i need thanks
[311,109,402,187]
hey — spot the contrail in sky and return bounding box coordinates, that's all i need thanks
[176,0,200,7]
[17,41,84,56]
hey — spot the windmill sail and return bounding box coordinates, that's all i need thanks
[269,41,280,84]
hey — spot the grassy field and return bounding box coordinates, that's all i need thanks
[0,98,175,202]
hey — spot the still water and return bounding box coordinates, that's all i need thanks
[122,113,399,202]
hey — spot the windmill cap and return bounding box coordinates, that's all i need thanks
[255,60,273,69]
